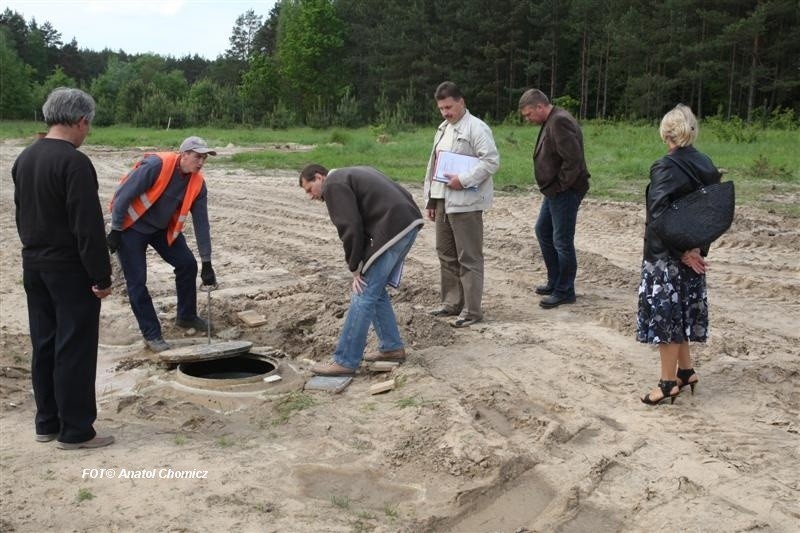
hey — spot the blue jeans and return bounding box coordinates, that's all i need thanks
[116,229,198,340]
[334,228,419,369]
[535,189,584,298]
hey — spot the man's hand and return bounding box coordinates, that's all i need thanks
[92,285,112,299]
[106,229,121,253]
[425,208,436,221]
[200,261,217,286]
[681,248,708,274]
[352,272,366,295]
[444,173,464,190]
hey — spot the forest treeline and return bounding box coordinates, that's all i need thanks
[2,0,798,129]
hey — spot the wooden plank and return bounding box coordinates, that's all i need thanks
[237,309,268,327]
[366,361,400,372]
[369,379,395,395]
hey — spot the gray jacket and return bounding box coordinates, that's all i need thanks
[423,110,500,213]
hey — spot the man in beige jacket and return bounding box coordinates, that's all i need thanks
[423,81,500,327]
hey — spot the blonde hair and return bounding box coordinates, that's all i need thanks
[659,104,698,147]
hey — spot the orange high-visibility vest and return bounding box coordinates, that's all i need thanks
[111,152,204,245]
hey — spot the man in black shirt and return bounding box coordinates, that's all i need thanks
[12,87,114,450]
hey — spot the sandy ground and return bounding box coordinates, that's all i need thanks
[0,138,798,533]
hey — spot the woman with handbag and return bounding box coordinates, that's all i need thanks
[638,104,722,405]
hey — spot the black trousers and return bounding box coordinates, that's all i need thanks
[23,269,100,443]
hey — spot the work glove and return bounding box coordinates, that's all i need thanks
[200,261,217,286]
[106,229,122,253]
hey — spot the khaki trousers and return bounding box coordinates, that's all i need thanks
[434,199,484,320]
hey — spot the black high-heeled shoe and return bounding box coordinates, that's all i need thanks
[641,380,680,405]
[677,368,698,395]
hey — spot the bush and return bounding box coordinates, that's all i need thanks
[305,96,334,129]
[552,95,580,116]
[329,129,350,145]
[768,107,798,130]
[334,88,361,128]
[750,155,792,181]
[372,89,415,134]
[502,110,523,126]
[268,100,296,129]
[133,91,172,128]
[704,116,758,143]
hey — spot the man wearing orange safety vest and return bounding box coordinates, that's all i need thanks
[107,136,217,352]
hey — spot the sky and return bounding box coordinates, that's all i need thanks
[4,0,277,60]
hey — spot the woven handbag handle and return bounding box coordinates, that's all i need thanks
[667,155,719,190]
[664,154,707,191]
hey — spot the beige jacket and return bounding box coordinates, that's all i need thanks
[423,110,500,214]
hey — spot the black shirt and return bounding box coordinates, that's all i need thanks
[12,138,111,288]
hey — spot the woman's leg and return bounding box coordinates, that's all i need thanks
[644,342,681,401]
[677,341,691,370]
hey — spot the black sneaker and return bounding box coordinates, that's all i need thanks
[175,316,209,331]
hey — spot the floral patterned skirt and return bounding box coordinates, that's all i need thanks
[636,258,708,344]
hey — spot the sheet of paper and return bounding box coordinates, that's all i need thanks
[387,260,403,289]
[433,150,481,184]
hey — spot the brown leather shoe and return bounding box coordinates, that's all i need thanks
[363,348,406,363]
[311,360,356,376]
[56,435,115,450]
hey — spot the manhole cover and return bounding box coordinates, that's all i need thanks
[158,340,253,363]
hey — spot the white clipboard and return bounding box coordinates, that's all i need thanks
[433,151,480,184]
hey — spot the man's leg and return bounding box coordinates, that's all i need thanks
[550,190,584,298]
[434,200,463,314]
[449,210,484,320]
[44,270,100,444]
[334,229,419,369]
[535,196,558,289]
[23,270,60,437]
[116,229,162,340]
[372,229,419,351]
[151,232,198,321]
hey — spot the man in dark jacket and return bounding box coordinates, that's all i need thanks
[519,89,590,308]
[12,87,114,449]
[299,164,424,375]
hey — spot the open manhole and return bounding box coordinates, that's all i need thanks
[162,341,284,393]
[176,353,280,392]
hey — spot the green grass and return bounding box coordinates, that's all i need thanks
[216,435,234,448]
[331,494,350,509]
[274,391,315,424]
[76,488,94,502]
[4,120,796,215]
[395,395,423,409]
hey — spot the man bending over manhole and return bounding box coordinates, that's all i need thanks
[299,164,424,376]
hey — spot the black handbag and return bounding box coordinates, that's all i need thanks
[650,156,735,251]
